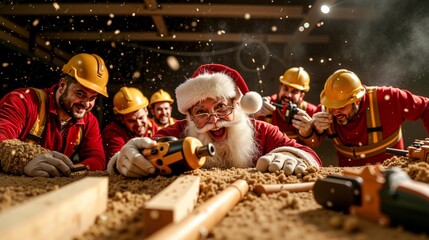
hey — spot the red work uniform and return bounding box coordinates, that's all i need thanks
[0,85,105,170]
[259,94,318,140]
[312,86,429,167]
[102,118,158,161]
[153,119,322,167]
[154,117,177,129]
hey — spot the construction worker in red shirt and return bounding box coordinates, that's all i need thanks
[254,67,318,142]
[149,89,177,129]
[102,87,158,161]
[300,69,429,167]
[0,53,109,177]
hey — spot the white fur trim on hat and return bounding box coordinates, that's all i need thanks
[176,72,237,114]
[175,72,263,114]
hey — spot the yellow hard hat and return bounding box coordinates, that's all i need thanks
[279,67,310,92]
[150,89,174,105]
[62,53,109,97]
[320,69,366,109]
[113,87,149,115]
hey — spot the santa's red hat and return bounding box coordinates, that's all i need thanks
[175,64,263,114]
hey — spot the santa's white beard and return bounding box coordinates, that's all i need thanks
[185,110,258,168]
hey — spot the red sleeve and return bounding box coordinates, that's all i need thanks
[305,101,319,117]
[0,88,38,143]
[79,113,106,171]
[253,119,322,167]
[102,122,129,161]
[378,87,429,134]
[153,120,187,139]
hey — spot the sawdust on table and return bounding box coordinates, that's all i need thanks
[0,156,428,240]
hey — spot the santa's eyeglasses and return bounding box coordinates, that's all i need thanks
[190,105,234,125]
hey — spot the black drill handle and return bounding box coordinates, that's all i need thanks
[385,147,408,156]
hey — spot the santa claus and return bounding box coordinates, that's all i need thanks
[108,64,321,177]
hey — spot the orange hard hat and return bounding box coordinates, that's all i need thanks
[113,87,149,115]
[320,69,365,108]
[279,67,310,92]
[150,89,174,105]
[62,53,109,97]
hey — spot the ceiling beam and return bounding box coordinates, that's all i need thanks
[0,3,374,20]
[144,0,169,37]
[39,31,330,44]
[0,3,303,19]
[0,16,70,66]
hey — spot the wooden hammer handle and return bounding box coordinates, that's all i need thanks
[254,182,315,195]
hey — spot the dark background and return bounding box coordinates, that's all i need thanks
[1,0,428,166]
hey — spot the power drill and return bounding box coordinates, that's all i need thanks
[142,136,216,175]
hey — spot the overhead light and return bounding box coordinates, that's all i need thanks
[321,5,330,14]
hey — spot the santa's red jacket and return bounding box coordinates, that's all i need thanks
[0,85,105,170]
[153,118,322,167]
[102,118,158,161]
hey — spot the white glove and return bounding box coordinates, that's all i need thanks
[254,96,276,118]
[23,151,74,177]
[256,152,307,175]
[111,137,157,178]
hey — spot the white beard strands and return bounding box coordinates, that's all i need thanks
[185,109,258,168]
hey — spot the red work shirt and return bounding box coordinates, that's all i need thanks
[321,86,429,166]
[259,94,318,141]
[0,85,105,170]
[102,118,158,161]
[154,117,178,129]
[153,119,322,167]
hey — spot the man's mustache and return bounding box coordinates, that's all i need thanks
[194,118,240,133]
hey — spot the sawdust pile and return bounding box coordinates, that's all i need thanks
[0,156,428,240]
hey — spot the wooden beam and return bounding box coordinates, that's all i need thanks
[0,3,303,19]
[0,16,70,65]
[145,0,170,36]
[0,3,374,20]
[0,177,108,240]
[39,31,330,44]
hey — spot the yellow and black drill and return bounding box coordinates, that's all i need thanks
[142,136,216,175]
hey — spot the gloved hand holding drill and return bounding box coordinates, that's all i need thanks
[108,137,157,178]
[107,136,215,178]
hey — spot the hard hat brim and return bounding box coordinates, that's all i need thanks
[76,76,109,97]
[320,88,365,109]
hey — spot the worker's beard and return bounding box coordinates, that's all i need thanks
[185,109,258,168]
[156,115,169,126]
[59,90,92,120]
[335,103,359,125]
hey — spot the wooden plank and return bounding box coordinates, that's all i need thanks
[144,175,200,236]
[0,177,108,240]
[146,179,249,240]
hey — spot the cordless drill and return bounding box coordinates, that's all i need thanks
[142,136,216,175]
